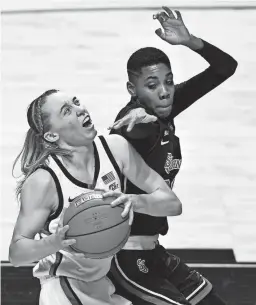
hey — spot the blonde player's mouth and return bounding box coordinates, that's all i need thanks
[82,115,93,128]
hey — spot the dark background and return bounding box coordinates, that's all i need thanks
[2,249,256,305]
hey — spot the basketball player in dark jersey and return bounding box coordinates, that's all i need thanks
[9,90,182,305]
[109,7,238,305]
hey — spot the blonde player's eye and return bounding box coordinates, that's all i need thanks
[73,99,80,106]
[64,106,72,115]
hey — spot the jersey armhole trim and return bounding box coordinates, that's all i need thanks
[38,165,64,222]
[50,252,63,277]
[98,135,124,192]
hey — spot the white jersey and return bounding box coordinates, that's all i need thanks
[33,136,124,283]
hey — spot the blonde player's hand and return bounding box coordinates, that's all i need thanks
[103,191,135,225]
[46,225,76,252]
[108,108,157,132]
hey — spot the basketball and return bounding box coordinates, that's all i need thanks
[63,191,131,259]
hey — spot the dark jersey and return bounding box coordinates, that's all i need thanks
[110,39,237,236]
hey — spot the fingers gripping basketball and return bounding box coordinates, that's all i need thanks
[63,191,131,259]
[103,190,135,225]
[46,225,76,253]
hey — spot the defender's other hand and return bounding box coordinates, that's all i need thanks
[109,108,157,132]
[153,7,191,45]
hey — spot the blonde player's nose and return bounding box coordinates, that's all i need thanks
[76,108,86,117]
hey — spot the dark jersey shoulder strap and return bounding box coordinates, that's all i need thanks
[98,136,124,191]
[38,165,64,221]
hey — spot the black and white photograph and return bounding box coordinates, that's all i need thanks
[1,0,256,304]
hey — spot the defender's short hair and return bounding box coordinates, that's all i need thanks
[127,47,170,77]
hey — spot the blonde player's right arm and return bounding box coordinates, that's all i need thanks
[9,169,76,267]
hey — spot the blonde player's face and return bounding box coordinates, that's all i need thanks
[42,91,97,147]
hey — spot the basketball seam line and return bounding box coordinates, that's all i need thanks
[65,202,112,224]
[70,228,131,259]
[66,216,129,237]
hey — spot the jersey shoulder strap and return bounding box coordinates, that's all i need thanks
[97,135,124,191]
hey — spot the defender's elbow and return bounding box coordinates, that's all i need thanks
[228,58,238,76]
[219,58,238,79]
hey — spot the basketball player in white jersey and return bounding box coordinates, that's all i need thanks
[9,89,182,305]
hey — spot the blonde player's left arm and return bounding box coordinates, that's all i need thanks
[104,134,182,217]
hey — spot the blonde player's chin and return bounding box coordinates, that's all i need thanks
[88,128,97,139]
[83,124,97,134]
[92,126,97,135]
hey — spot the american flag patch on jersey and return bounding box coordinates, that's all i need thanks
[101,171,115,184]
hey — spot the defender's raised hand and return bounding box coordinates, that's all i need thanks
[153,7,191,45]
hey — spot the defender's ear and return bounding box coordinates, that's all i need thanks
[127,81,137,97]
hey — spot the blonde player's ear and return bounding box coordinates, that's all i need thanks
[44,131,59,143]
[127,81,136,97]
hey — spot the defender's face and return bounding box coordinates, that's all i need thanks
[133,63,175,118]
[42,91,97,147]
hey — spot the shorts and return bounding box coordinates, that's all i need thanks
[39,275,132,305]
[108,245,212,305]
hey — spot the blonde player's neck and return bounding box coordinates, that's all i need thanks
[60,142,95,171]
